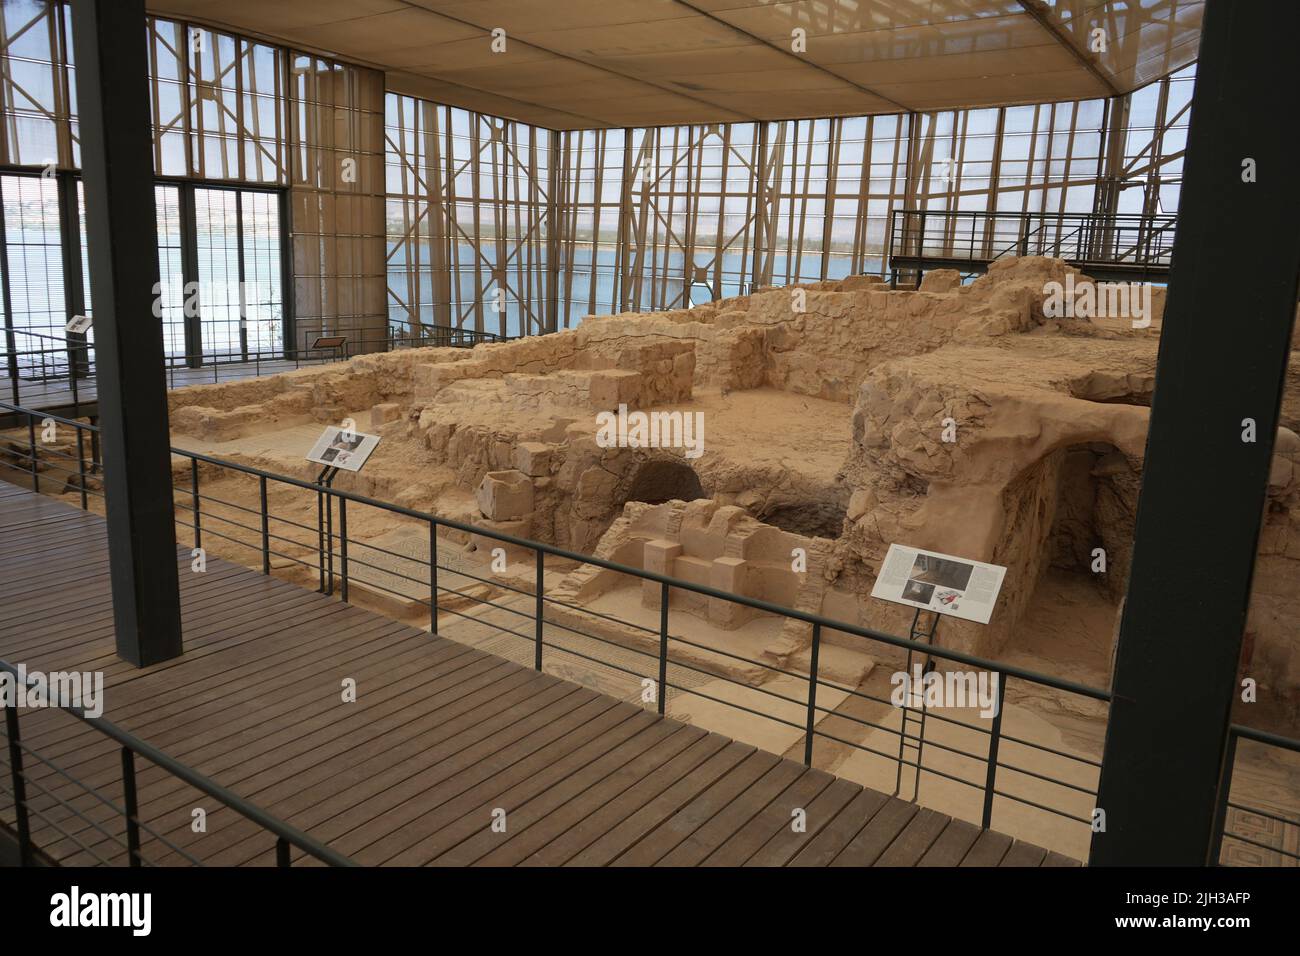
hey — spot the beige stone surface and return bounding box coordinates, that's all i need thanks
[150,256,1300,723]
[48,254,1285,859]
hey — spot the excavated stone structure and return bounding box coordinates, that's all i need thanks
[159,257,1300,712]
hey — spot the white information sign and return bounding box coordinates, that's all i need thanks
[870,543,1007,625]
[306,425,380,473]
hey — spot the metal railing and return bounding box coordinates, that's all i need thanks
[0,400,1119,865]
[886,209,1177,285]
[1211,724,1300,865]
[0,657,354,868]
[0,322,507,417]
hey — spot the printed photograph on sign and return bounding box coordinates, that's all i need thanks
[305,425,380,473]
[871,543,1007,625]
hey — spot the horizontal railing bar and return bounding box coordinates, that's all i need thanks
[1219,830,1300,861]
[0,660,354,867]
[0,778,118,866]
[1225,800,1300,830]
[1230,723,1300,753]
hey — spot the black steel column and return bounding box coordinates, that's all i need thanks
[70,0,183,666]
[1090,0,1300,865]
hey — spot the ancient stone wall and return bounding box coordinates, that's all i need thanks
[155,256,1300,712]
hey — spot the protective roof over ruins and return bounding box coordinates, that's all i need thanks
[146,0,1205,128]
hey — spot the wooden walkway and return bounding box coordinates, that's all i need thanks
[0,481,1076,867]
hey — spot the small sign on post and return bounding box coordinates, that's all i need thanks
[306,425,380,473]
[66,314,93,334]
[871,544,1007,625]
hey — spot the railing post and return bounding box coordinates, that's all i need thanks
[429,520,439,635]
[190,458,201,549]
[276,836,290,867]
[803,622,822,766]
[324,490,334,596]
[1208,729,1239,865]
[259,475,270,574]
[75,425,88,510]
[68,340,80,415]
[338,496,349,602]
[3,702,32,866]
[534,549,544,671]
[26,414,38,492]
[120,746,142,867]
[657,581,669,716]
[981,672,1008,829]
[316,487,326,592]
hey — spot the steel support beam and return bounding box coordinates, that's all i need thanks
[70,0,183,667]
[1090,0,1300,865]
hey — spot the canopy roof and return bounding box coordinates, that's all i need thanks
[148,0,1204,129]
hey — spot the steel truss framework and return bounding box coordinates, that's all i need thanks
[1,2,386,359]
[3,2,1193,342]
[387,67,1194,333]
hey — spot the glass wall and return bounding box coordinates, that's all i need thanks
[0,172,66,366]
[386,61,1193,333]
[0,2,382,375]
[0,0,1198,361]
[385,95,551,338]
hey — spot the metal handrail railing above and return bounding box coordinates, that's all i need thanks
[1,658,354,867]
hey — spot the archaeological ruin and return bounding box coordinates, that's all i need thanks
[11,255,1296,861]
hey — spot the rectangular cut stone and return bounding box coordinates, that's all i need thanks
[475,470,534,521]
[641,539,682,607]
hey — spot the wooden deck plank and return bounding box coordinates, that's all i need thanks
[655,758,806,867]
[520,732,733,867]
[742,776,862,867]
[918,818,983,867]
[1000,840,1050,867]
[561,740,755,867]
[1042,850,1083,867]
[875,807,950,866]
[829,797,918,866]
[959,829,1015,866]
[381,704,656,866]
[613,750,783,866]
[435,722,691,867]
[786,787,890,867]
[0,481,1056,868]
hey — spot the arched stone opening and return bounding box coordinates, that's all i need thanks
[624,459,706,505]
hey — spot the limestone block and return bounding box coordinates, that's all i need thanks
[370,402,400,430]
[838,274,886,291]
[919,269,962,293]
[708,556,751,628]
[588,369,642,410]
[670,555,712,613]
[475,469,535,521]
[641,539,682,607]
[512,441,553,477]
[470,516,532,563]
[490,440,513,470]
